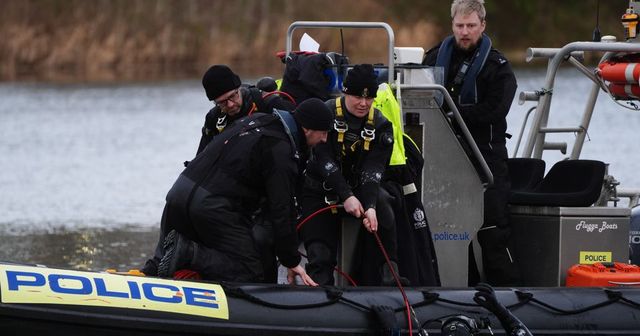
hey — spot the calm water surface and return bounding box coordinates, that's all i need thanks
[0,68,639,271]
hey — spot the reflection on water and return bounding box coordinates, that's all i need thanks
[0,68,639,270]
[0,228,158,271]
[0,80,205,270]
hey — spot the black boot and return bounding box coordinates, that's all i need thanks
[158,230,194,278]
[141,231,166,276]
[380,261,410,286]
[304,242,337,285]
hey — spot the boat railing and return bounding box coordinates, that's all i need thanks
[398,83,494,186]
[619,188,640,208]
[286,21,395,85]
[519,41,640,160]
[511,106,538,157]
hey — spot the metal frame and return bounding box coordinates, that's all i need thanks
[285,21,493,186]
[286,21,395,85]
[399,84,494,186]
[522,42,640,159]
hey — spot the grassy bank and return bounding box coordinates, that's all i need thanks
[0,0,628,82]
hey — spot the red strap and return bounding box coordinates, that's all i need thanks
[275,50,319,59]
[173,269,202,280]
[263,90,297,106]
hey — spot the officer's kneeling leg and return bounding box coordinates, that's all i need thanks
[305,241,337,286]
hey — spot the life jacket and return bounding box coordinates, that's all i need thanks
[436,34,492,106]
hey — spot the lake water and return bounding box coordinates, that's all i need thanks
[1,68,639,272]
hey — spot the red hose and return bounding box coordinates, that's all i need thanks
[295,205,357,286]
[295,205,341,231]
[263,90,297,106]
[373,231,414,335]
[297,204,417,334]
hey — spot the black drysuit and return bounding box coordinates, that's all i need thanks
[150,113,303,282]
[300,97,398,286]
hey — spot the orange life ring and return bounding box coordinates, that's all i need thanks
[607,83,640,99]
[598,60,640,84]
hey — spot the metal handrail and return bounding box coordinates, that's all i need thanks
[618,188,640,208]
[286,21,395,85]
[399,83,494,186]
[512,106,536,157]
[522,41,640,158]
[526,48,584,63]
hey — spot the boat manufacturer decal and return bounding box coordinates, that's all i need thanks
[0,264,229,320]
[575,220,618,233]
[579,251,612,264]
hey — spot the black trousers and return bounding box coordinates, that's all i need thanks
[142,175,266,282]
[469,157,521,286]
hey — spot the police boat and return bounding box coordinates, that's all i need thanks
[5,3,640,335]
[2,261,640,336]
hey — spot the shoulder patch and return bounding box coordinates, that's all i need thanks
[488,49,510,66]
[323,161,336,172]
[381,132,394,145]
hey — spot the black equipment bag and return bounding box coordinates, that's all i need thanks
[280,52,349,104]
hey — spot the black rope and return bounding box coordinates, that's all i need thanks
[325,286,372,312]
[506,290,533,310]
[336,296,373,312]
[221,284,640,319]
[411,291,440,309]
[517,289,623,315]
[619,295,640,308]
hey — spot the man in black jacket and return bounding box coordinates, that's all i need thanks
[422,0,520,286]
[144,98,332,286]
[196,65,295,154]
[300,64,404,286]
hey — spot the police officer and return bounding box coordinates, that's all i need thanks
[422,0,520,286]
[145,98,332,285]
[197,65,295,154]
[142,65,294,280]
[300,64,404,286]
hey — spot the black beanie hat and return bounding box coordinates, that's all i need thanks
[293,98,333,131]
[342,64,378,98]
[202,65,241,101]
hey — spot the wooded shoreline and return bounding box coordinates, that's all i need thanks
[0,0,628,82]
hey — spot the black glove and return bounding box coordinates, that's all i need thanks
[474,283,510,318]
[473,283,533,336]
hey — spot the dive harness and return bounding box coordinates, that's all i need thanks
[320,97,377,213]
[334,97,376,151]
